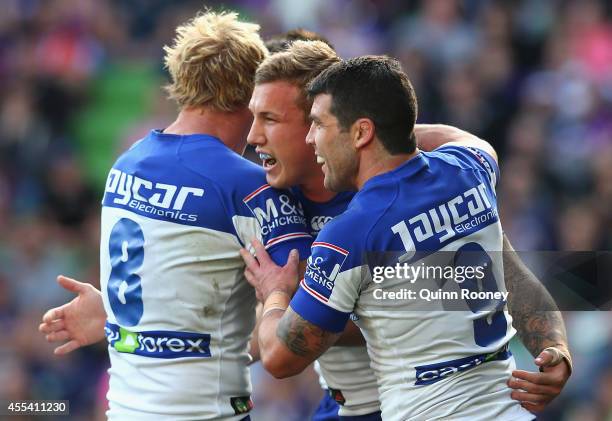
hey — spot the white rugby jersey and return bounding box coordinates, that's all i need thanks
[100,130,312,420]
[293,189,380,417]
[291,146,534,421]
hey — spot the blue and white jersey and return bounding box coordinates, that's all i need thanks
[99,130,312,421]
[294,189,381,418]
[291,146,533,421]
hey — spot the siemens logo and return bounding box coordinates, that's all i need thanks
[305,256,336,290]
[105,322,211,359]
[104,169,204,211]
[302,242,349,302]
[415,346,510,385]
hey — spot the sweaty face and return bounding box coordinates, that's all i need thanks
[307,94,357,192]
[247,81,317,189]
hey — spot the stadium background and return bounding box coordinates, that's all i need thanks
[0,0,610,419]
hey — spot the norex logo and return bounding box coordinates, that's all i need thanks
[105,322,211,359]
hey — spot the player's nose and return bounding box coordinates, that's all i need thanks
[246,121,264,146]
[305,122,315,146]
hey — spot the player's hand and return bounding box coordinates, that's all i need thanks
[240,239,299,302]
[38,275,107,355]
[508,348,571,413]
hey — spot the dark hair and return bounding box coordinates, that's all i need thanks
[307,55,417,155]
[265,28,334,53]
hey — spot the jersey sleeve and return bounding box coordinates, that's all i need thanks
[290,217,365,333]
[233,183,312,266]
[437,145,500,188]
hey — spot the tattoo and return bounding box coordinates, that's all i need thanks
[503,235,568,357]
[277,308,339,358]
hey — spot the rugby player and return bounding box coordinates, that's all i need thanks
[38,11,313,420]
[242,55,572,420]
[248,41,380,421]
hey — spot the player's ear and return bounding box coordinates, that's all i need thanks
[352,118,375,150]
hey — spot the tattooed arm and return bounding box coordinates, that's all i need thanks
[503,234,573,413]
[258,307,340,378]
[240,239,341,378]
[503,234,570,361]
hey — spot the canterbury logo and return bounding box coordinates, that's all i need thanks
[311,216,333,232]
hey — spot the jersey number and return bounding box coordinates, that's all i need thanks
[391,222,507,348]
[108,218,144,326]
[454,242,507,347]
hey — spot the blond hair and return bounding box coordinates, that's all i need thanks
[255,40,340,118]
[163,11,267,111]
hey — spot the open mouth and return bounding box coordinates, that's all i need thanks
[316,154,325,165]
[259,152,277,169]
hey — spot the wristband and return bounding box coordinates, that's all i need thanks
[261,306,287,319]
[541,346,573,374]
[262,290,290,318]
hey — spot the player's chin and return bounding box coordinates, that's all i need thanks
[323,175,343,192]
[265,167,291,190]
[323,176,335,191]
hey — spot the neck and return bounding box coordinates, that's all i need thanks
[164,106,250,154]
[299,168,337,203]
[355,148,420,189]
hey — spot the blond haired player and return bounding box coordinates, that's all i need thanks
[39,11,312,420]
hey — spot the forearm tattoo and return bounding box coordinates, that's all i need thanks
[277,308,338,358]
[503,236,568,356]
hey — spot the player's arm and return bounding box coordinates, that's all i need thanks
[414,123,498,162]
[240,240,340,378]
[268,307,340,378]
[503,234,572,413]
[38,275,107,354]
[503,235,571,361]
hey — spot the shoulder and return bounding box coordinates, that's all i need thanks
[177,144,278,209]
[317,204,371,242]
[179,142,267,187]
[429,145,499,187]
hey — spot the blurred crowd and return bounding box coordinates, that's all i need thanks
[0,0,610,420]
